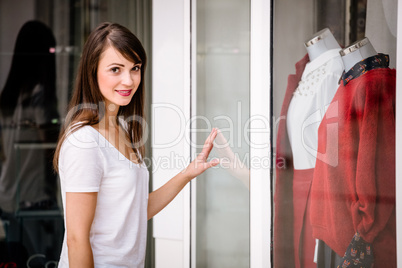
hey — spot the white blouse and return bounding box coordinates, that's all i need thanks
[287,49,344,170]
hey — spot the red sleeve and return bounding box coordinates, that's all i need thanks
[351,71,395,243]
[273,80,296,268]
[273,54,309,268]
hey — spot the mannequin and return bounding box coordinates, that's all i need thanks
[340,37,377,71]
[305,28,341,61]
[311,37,396,267]
[275,28,344,268]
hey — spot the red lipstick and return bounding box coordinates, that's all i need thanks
[116,90,132,96]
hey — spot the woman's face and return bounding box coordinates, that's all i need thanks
[97,46,142,110]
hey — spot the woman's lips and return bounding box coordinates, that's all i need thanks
[115,89,132,96]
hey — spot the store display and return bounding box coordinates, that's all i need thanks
[311,38,396,267]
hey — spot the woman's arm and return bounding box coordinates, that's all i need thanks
[148,128,219,220]
[66,192,97,267]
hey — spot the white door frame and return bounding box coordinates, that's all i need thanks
[249,0,272,267]
[188,0,272,267]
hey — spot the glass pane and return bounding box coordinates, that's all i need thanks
[273,0,397,267]
[195,0,250,267]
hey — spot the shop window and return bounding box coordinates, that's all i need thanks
[272,0,397,267]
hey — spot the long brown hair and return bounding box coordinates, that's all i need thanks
[53,22,147,172]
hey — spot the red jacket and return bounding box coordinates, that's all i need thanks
[274,54,309,268]
[310,68,396,267]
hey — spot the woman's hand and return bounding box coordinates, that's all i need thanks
[148,128,219,219]
[182,128,220,180]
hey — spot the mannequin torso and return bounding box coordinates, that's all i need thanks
[284,28,344,268]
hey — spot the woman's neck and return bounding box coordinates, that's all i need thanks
[340,37,377,71]
[305,28,341,61]
[97,102,120,132]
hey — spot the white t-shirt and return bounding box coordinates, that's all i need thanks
[287,48,344,170]
[58,125,149,268]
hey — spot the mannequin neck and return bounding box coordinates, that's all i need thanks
[305,28,341,61]
[341,38,377,71]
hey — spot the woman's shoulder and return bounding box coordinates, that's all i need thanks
[63,124,101,149]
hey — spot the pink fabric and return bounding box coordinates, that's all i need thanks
[274,54,309,268]
[293,169,316,268]
[311,68,396,267]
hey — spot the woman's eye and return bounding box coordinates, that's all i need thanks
[111,67,120,73]
[132,65,141,71]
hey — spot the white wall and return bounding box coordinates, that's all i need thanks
[152,0,191,267]
[365,0,397,68]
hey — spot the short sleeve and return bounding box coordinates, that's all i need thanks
[59,128,104,192]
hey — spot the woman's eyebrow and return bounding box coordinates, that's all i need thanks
[107,62,142,67]
[107,63,125,67]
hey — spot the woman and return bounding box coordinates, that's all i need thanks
[53,22,219,267]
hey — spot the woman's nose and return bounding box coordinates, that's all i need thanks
[121,71,134,86]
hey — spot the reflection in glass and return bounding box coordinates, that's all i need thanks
[195,0,250,267]
[0,20,61,264]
